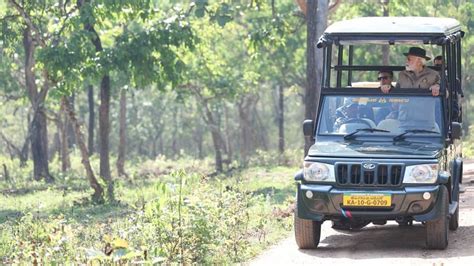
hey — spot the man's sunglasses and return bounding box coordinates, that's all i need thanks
[378,76,391,81]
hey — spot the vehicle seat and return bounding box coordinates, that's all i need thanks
[362,118,376,128]
[377,119,401,133]
[338,123,369,133]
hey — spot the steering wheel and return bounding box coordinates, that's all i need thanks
[339,118,373,128]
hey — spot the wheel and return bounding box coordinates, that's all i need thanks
[426,185,449,250]
[450,166,461,231]
[449,204,459,230]
[294,209,321,249]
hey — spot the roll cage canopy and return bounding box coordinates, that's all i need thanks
[317,17,463,47]
[314,16,464,139]
[316,17,464,91]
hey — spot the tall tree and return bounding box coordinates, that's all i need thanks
[63,96,104,202]
[116,87,127,177]
[382,0,390,65]
[304,0,319,155]
[75,0,114,200]
[8,1,55,182]
[302,0,333,155]
[277,84,285,154]
[87,85,95,155]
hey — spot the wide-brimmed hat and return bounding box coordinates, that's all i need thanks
[403,47,431,60]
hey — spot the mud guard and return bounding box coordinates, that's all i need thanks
[413,185,443,222]
[296,184,325,221]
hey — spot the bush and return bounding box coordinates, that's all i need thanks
[0,168,294,264]
[0,156,33,188]
[248,149,303,168]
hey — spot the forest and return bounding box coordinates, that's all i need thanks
[1,0,474,264]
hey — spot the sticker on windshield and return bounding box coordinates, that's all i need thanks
[389,98,410,103]
[350,97,409,104]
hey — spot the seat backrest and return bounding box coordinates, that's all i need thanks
[362,118,376,128]
[338,123,369,133]
[377,119,401,133]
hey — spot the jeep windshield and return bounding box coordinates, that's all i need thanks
[317,95,443,138]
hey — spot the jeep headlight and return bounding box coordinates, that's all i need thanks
[403,164,438,184]
[303,162,335,182]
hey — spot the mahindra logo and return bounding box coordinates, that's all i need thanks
[362,163,376,170]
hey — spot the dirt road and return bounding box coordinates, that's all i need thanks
[251,161,474,266]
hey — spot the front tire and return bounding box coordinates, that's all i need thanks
[449,202,459,231]
[294,209,321,249]
[426,185,449,250]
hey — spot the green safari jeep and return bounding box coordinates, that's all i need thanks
[295,17,464,250]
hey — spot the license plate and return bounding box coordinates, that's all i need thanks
[343,193,391,207]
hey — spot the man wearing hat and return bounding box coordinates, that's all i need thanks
[381,47,440,96]
[383,47,441,131]
[399,47,440,94]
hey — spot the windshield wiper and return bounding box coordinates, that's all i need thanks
[393,129,439,141]
[344,128,390,140]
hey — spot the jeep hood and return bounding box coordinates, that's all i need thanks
[308,140,443,159]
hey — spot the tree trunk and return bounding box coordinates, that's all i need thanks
[210,130,224,173]
[60,100,71,172]
[204,103,225,172]
[2,164,9,182]
[63,96,104,203]
[254,103,269,151]
[116,88,127,178]
[191,88,227,172]
[150,128,163,158]
[79,0,113,200]
[193,127,204,159]
[30,110,52,182]
[171,105,179,157]
[67,93,76,147]
[19,114,30,167]
[295,0,307,15]
[50,130,60,162]
[223,104,232,164]
[99,75,113,200]
[382,0,390,65]
[23,26,53,183]
[87,85,95,155]
[159,134,164,156]
[277,85,285,154]
[238,95,257,165]
[304,0,327,156]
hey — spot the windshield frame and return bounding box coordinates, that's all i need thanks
[315,91,445,140]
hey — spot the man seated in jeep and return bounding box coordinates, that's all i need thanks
[378,69,395,95]
[333,100,360,132]
[380,47,441,131]
[380,47,440,95]
[373,70,396,123]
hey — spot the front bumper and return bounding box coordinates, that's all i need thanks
[297,183,443,222]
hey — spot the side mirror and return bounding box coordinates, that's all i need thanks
[303,120,314,137]
[451,122,462,140]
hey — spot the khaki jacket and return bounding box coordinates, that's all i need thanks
[395,67,440,131]
[396,67,440,89]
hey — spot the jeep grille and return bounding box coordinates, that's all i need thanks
[335,163,403,186]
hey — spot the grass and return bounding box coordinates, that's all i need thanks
[0,154,298,264]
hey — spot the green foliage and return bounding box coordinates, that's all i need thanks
[248,149,303,168]
[3,3,474,263]
[112,16,195,88]
[0,157,295,264]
